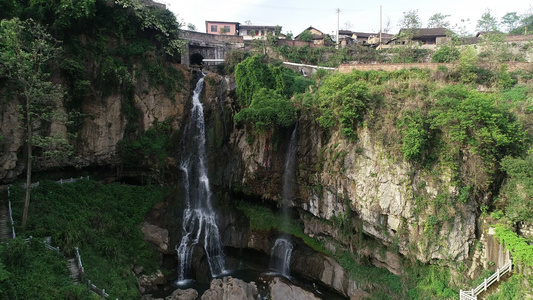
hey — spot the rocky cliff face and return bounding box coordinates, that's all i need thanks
[226,112,477,264]
[198,72,478,267]
[2,66,482,292]
[0,63,190,183]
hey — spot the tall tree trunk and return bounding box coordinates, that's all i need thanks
[22,100,32,228]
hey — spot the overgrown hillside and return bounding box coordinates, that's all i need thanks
[230,53,533,298]
[1,0,533,299]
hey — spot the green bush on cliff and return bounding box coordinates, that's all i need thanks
[234,55,311,131]
[314,73,371,142]
[234,88,296,132]
[235,55,312,107]
[430,85,526,170]
[498,154,533,223]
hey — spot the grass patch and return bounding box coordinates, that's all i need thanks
[8,179,170,299]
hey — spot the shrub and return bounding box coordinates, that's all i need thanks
[314,73,371,142]
[432,45,460,63]
[233,88,296,132]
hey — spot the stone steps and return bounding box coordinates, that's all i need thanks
[67,258,81,285]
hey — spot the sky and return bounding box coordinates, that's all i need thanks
[162,0,532,36]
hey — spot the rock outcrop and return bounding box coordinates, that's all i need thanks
[269,277,320,300]
[201,276,257,300]
[141,222,171,253]
[137,270,166,294]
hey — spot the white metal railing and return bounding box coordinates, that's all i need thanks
[282,61,336,70]
[460,259,512,300]
[75,246,85,275]
[20,176,90,190]
[8,200,15,238]
[88,279,109,298]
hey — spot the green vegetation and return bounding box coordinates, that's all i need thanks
[237,201,325,252]
[432,45,460,63]
[6,179,169,299]
[496,153,533,222]
[233,88,296,133]
[0,237,99,299]
[486,274,528,300]
[234,55,312,132]
[0,17,73,227]
[118,119,176,177]
[494,224,533,268]
[312,73,372,141]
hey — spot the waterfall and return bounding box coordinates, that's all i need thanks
[269,123,298,276]
[269,237,293,275]
[176,73,226,283]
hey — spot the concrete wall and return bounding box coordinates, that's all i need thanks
[338,62,533,73]
[277,39,318,48]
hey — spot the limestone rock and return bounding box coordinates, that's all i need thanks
[166,288,199,300]
[141,222,170,252]
[137,270,166,294]
[269,277,320,300]
[201,276,257,300]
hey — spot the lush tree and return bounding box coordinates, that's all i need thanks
[501,12,520,33]
[285,31,293,40]
[233,88,296,132]
[187,23,196,31]
[427,13,450,28]
[510,9,533,34]
[399,9,422,29]
[476,9,499,32]
[115,0,184,56]
[0,18,71,227]
[298,30,313,42]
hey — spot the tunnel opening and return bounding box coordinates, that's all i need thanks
[190,53,204,65]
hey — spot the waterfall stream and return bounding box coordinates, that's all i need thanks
[269,123,298,276]
[176,73,226,283]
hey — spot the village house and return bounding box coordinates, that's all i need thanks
[388,28,450,48]
[339,30,394,47]
[294,26,334,45]
[205,21,239,35]
[239,25,282,40]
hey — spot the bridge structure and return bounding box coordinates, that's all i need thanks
[179,30,244,66]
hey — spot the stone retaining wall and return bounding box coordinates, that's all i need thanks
[338,62,533,73]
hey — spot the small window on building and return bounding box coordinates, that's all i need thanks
[210,25,217,33]
[224,26,230,32]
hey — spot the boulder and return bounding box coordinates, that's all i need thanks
[141,222,170,252]
[166,288,199,300]
[201,276,257,300]
[269,277,320,300]
[137,270,166,294]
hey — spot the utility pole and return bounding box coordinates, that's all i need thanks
[336,8,340,48]
[379,5,382,50]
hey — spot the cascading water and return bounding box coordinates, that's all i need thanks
[269,123,298,276]
[176,73,226,283]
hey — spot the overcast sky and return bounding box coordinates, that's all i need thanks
[163,0,532,36]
